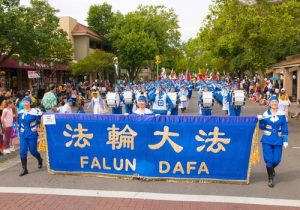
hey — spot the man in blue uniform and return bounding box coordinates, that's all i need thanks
[18,97,43,176]
[258,95,288,187]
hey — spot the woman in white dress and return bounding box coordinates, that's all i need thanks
[87,91,103,114]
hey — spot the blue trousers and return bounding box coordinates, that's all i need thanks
[201,108,212,116]
[171,108,178,115]
[112,106,122,114]
[125,104,133,114]
[20,137,40,159]
[229,106,241,116]
[262,143,283,168]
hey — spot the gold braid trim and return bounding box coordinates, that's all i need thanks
[250,122,260,166]
[38,118,46,152]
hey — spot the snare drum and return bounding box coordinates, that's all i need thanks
[106,92,120,107]
[123,91,133,104]
[202,91,213,108]
[179,95,187,102]
[232,90,245,106]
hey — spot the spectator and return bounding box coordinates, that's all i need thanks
[41,85,57,113]
[70,87,77,106]
[1,100,14,154]
[278,88,290,120]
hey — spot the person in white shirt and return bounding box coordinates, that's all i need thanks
[61,99,73,114]
[278,88,290,121]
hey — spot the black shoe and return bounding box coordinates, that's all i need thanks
[267,167,274,188]
[35,155,43,169]
[19,158,28,176]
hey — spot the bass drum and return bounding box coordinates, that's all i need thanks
[106,92,120,108]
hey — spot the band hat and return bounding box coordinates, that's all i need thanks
[268,95,279,103]
[23,97,32,103]
[138,96,147,102]
[67,98,74,103]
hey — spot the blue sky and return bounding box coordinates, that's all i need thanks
[20,0,213,41]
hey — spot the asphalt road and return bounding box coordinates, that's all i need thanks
[0,92,299,200]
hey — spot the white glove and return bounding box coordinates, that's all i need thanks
[283,142,288,149]
[155,114,160,117]
[167,111,171,116]
[155,90,159,94]
[124,113,129,116]
[257,115,263,120]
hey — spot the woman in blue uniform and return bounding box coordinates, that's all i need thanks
[149,83,173,115]
[258,95,288,187]
[18,97,43,176]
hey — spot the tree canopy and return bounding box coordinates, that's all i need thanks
[69,50,114,76]
[185,0,300,76]
[87,4,182,80]
[0,0,72,66]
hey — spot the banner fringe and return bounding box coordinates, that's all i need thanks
[250,122,260,166]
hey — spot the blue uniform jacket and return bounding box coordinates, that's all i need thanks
[18,108,42,139]
[259,109,288,145]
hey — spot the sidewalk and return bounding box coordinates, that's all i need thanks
[289,102,300,116]
[0,192,298,210]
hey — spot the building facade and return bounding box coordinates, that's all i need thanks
[266,55,300,103]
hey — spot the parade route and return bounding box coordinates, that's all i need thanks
[0,92,299,209]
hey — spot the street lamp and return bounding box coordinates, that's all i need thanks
[155,55,161,81]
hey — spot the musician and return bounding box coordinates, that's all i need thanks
[18,97,43,176]
[168,87,179,115]
[221,84,229,115]
[112,86,123,114]
[149,83,173,115]
[123,85,134,114]
[178,85,189,113]
[198,87,213,116]
[227,85,242,116]
[134,87,149,109]
[133,96,153,115]
[257,95,288,188]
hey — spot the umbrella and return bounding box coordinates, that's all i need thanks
[269,76,280,81]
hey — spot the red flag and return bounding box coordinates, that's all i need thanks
[187,71,191,81]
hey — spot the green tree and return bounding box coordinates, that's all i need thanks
[86,3,118,37]
[186,0,300,76]
[69,50,114,77]
[0,0,72,66]
[108,5,181,80]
